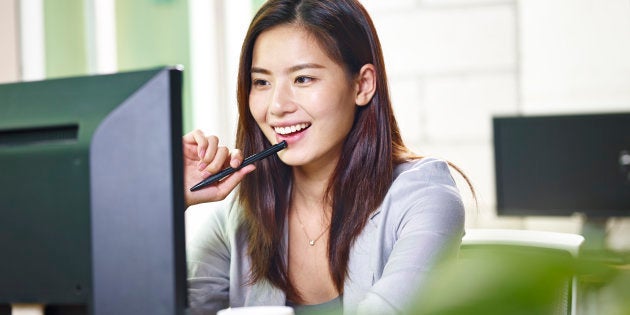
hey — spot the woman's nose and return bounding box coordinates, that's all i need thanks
[269,83,297,116]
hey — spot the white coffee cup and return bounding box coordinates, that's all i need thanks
[217,306,294,315]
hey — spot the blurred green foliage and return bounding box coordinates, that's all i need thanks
[407,245,629,315]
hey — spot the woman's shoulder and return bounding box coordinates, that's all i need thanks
[383,157,463,218]
[367,158,465,245]
[393,157,456,185]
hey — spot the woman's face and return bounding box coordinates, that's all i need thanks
[249,24,359,170]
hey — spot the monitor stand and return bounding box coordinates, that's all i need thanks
[580,216,609,251]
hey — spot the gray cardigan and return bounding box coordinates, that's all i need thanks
[187,157,465,315]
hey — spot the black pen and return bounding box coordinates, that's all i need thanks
[190,140,288,191]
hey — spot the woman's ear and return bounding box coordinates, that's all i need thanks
[354,64,377,106]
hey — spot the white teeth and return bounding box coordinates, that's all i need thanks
[274,123,310,135]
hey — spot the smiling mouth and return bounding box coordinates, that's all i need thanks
[274,123,311,136]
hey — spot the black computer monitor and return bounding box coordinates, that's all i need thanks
[493,112,630,218]
[0,67,187,315]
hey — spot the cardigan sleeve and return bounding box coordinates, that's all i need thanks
[356,158,466,315]
[186,203,233,315]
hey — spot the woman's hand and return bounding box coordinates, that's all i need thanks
[182,130,255,207]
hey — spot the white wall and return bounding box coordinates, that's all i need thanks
[188,0,252,147]
[361,0,630,250]
[520,0,630,113]
[0,0,20,83]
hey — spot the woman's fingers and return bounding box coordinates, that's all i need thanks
[202,146,229,174]
[217,152,254,197]
[182,130,255,207]
[229,149,244,168]
[184,164,255,207]
[210,164,256,199]
[182,130,203,159]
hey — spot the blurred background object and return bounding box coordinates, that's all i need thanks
[408,229,629,315]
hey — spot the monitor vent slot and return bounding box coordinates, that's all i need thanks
[0,124,79,146]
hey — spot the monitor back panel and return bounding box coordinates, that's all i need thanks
[493,113,630,217]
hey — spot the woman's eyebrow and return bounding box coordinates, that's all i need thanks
[251,67,271,75]
[250,63,325,75]
[287,63,325,73]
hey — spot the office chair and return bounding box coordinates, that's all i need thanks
[407,228,584,315]
[460,229,585,315]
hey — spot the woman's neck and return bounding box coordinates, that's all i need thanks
[291,175,327,211]
[290,165,335,218]
[293,152,337,196]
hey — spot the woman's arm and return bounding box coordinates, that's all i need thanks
[357,159,466,314]
[187,201,234,314]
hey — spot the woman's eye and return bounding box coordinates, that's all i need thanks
[295,76,313,84]
[252,79,270,86]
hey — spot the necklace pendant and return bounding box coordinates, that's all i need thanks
[309,240,315,246]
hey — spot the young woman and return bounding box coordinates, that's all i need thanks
[183,0,467,314]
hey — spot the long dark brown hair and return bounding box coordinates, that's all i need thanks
[234,0,469,303]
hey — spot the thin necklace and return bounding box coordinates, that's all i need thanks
[294,209,330,246]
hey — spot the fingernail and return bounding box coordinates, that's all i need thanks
[197,162,208,171]
[230,158,240,168]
